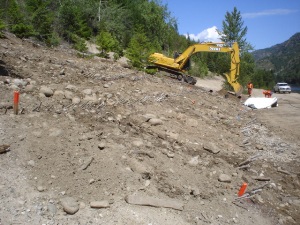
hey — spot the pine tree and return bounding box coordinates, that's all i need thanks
[218,7,253,52]
[126,30,154,69]
[96,31,120,57]
[2,0,34,38]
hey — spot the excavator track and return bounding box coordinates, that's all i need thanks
[147,65,197,85]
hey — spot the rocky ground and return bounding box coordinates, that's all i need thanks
[0,32,299,225]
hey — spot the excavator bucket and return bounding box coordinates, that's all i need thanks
[224,72,243,96]
[183,75,197,85]
[234,84,243,96]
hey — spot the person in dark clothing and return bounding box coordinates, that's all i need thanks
[174,51,180,59]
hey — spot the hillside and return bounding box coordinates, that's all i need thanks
[0,32,299,225]
[252,33,300,83]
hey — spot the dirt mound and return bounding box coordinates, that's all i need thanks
[0,32,299,225]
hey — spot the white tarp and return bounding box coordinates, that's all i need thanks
[244,97,278,109]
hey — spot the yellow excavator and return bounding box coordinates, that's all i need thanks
[148,42,242,95]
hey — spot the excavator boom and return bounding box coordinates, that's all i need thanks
[148,42,242,95]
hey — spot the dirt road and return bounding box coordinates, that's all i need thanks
[251,89,300,145]
[196,78,300,146]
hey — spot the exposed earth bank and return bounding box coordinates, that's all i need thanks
[0,32,299,225]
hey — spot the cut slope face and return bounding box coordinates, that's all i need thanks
[0,33,299,225]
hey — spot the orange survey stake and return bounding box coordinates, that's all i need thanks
[238,183,248,197]
[14,91,20,103]
[13,91,20,115]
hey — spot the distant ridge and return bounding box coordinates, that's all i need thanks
[251,33,300,84]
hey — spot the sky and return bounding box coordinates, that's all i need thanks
[161,0,300,50]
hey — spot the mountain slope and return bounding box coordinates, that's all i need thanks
[252,32,300,83]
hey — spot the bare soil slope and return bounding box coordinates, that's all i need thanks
[0,33,299,225]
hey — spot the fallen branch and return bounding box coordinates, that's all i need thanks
[247,183,268,195]
[277,167,291,175]
[79,157,94,170]
[125,193,184,211]
[0,145,10,154]
[238,164,250,170]
[238,153,261,167]
[200,212,211,223]
[232,200,249,210]
[33,102,42,112]
[252,176,271,181]
[64,103,75,109]
[132,150,155,158]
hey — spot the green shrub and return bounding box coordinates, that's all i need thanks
[46,32,60,47]
[11,23,35,38]
[0,19,5,38]
[145,68,157,75]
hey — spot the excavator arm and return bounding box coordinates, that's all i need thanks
[148,42,242,95]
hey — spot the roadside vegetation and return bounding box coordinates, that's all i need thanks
[0,0,275,89]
